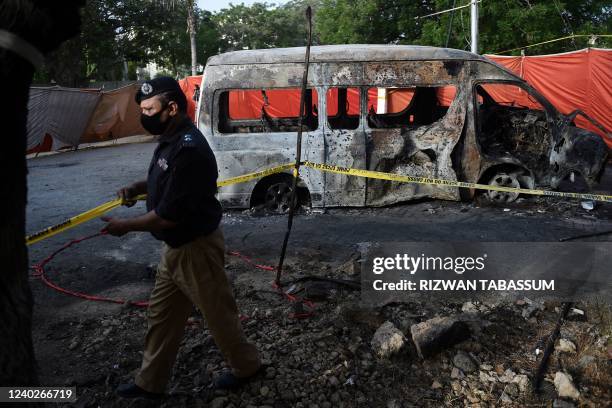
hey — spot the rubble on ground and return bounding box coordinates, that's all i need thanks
[34,252,611,407]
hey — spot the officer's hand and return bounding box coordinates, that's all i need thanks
[117,186,137,207]
[101,216,131,236]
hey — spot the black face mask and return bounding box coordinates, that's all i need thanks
[140,109,170,135]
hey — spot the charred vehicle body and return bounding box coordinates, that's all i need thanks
[198,45,608,210]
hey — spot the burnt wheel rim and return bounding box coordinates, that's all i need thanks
[264,182,293,213]
[486,173,521,203]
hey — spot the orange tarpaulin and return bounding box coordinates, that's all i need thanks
[178,75,203,121]
[218,49,610,147]
[81,84,145,143]
[486,48,611,147]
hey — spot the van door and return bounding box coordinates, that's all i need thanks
[364,85,465,205]
[322,87,366,206]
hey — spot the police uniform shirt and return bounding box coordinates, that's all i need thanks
[146,118,222,248]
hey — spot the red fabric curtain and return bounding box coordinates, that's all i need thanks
[487,49,611,147]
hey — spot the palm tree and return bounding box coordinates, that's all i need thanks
[154,0,199,76]
[186,0,198,76]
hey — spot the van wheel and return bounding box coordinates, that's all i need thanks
[485,172,521,203]
[264,181,295,213]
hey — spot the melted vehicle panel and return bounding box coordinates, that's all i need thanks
[365,86,466,205]
[199,48,608,209]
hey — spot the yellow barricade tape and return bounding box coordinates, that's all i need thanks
[302,161,612,203]
[26,160,611,246]
[216,163,294,187]
[27,198,123,245]
[26,164,294,245]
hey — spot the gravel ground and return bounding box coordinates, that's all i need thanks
[25,142,612,407]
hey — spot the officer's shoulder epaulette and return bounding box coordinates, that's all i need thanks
[180,133,197,148]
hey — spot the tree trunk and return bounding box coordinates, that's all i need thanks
[0,50,38,387]
[187,0,198,76]
[0,1,84,389]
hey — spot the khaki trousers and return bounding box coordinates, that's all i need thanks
[135,228,261,393]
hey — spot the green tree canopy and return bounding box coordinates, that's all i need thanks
[34,0,610,86]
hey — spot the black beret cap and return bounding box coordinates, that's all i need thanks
[135,76,187,111]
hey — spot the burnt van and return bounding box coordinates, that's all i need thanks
[198,45,608,211]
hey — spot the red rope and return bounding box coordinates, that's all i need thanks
[227,250,276,271]
[31,231,149,307]
[31,234,315,318]
[226,251,316,318]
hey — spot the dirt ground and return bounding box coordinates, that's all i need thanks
[26,142,612,407]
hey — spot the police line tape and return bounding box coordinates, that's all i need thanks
[26,164,295,245]
[301,161,612,203]
[26,161,612,246]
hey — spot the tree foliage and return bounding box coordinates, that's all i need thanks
[417,0,611,54]
[34,0,610,85]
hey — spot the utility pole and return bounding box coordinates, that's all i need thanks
[470,0,478,54]
[416,1,480,54]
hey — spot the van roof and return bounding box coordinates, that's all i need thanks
[207,44,489,66]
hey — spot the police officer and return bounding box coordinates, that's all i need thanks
[102,77,261,399]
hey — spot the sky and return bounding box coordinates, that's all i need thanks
[197,0,288,12]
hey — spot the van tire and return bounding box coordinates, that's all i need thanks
[251,174,310,214]
[479,165,534,203]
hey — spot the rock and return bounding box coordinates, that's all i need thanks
[500,392,513,404]
[450,367,465,379]
[479,370,495,383]
[281,390,295,401]
[410,316,471,359]
[386,400,401,408]
[260,386,270,397]
[461,301,480,313]
[499,369,516,383]
[371,322,406,358]
[555,339,576,354]
[336,257,360,276]
[338,303,385,329]
[450,381,462,394]
[328,376,339,386]
[504,383,519,397]
[431,380,442,389]
[210,397,228,408]
[68,339,79,350]
[265,367,276,379]
[580,200,594,211]
[566,308,587,322]
[512,374,530,393]
[554,372,580,401]
[452,351,477,373]
[577,355,595,369]
[553,399,576,408]
[522,301,544,318]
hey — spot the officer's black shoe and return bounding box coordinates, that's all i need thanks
[116,383,163,400]
[213,367,264,390]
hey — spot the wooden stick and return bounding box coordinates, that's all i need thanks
[276,6,312,286]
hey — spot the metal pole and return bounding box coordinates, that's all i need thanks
[470,0,478,54]
[276,6,312,287]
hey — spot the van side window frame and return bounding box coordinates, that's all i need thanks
[363,84,458,130]
[323,86,362,131]
[213,87,321,135]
